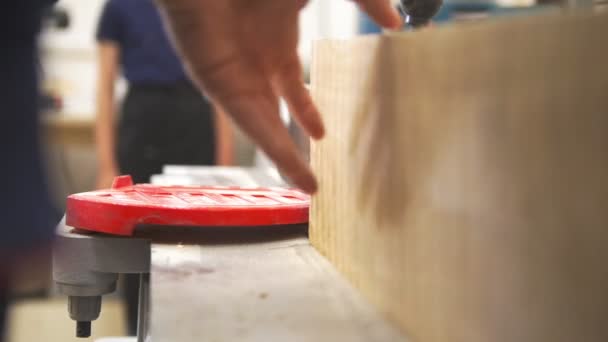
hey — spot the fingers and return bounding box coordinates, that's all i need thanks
[275,57,325,140]
[217,80,318,194]
[185,52,319,193]
[353,0,402,29]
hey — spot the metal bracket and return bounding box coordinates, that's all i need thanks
[53,217,150,339]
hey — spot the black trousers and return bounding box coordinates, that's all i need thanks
[118,82,216,335]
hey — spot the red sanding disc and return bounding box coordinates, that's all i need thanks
[66,175,310,236]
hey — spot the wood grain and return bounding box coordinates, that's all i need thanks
[310,10,608,342]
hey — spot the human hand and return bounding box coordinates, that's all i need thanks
[156,0,401,193]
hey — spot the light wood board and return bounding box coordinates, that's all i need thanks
[310,10,608,342]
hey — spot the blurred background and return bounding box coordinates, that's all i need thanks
[6,0,605,340]
[9,1,362,341]
[39,0,359,211]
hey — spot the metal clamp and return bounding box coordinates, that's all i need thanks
[53,218,150,340]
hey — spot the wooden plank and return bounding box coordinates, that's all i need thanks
[310,10,608,342]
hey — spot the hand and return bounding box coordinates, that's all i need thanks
[156,0,401,193]
[96,165,119,189]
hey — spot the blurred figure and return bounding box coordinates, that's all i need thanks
[94,0,233,334]
[0,1,56,340]
[95,0,233,189]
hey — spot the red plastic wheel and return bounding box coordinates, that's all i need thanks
[66,176,310,236]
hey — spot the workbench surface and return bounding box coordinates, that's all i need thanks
[147,166,406,341]
[149,229,405,341]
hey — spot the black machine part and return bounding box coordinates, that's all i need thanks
[399,0,444,27]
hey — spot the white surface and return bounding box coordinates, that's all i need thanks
[299,1,358,66]
[148,168,406,341]
[150,236,407,342]
[42,0,106,115]
[95,338,136,342]
[152,166,285,187]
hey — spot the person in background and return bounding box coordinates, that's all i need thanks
[0,1,400,340]
[95,0,233,189]
[94,0,234,334]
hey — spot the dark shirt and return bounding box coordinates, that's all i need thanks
[0,0,55,255]
[96,0,190,85]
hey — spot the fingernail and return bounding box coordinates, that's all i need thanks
[312,126,325,140]
[299,174,318,194]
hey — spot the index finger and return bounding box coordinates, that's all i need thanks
[353,0,402,29]
[214,78,318,194]
[231,95,318,194]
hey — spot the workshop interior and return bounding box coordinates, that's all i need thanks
[3,0,607,341]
